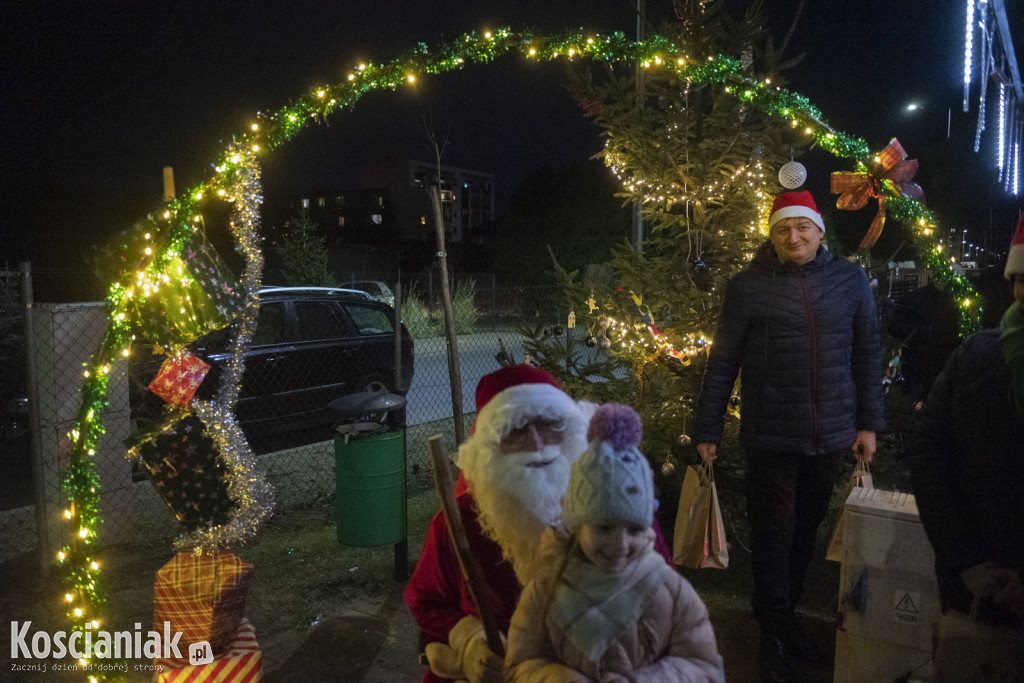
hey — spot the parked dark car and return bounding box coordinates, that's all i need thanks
[129,287,414,452]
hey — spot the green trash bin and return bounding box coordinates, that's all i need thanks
[334,426,406,547]
[330,389,408,548]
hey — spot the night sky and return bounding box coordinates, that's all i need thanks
[1,1,1021,268]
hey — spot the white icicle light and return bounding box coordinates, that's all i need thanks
[964,0,975,111]
[998,83,1006,172]
[1014,141,1020,196]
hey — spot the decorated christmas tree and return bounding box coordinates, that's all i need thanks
[521,2,808,489]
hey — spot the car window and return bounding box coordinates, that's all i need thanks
[345,305,394,335]
[295,301,350,341]
[357,283,381,296]
[252,303,286,345]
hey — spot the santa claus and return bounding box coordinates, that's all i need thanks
[403,365,672,683]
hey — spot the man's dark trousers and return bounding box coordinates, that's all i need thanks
[745,448,846,626]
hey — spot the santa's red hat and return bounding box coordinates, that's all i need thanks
[475,364,561,415]
[1005,212,1024,280]
[769,190,825,232]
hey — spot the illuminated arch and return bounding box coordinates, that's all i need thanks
[56,28,978,674]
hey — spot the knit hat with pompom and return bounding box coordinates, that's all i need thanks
[562,403,655,531]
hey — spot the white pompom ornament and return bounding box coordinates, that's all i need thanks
[778,160,807,189]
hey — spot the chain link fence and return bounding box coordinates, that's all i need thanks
[1,265,575,570]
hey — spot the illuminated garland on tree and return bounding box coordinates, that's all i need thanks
[58,26,979,680]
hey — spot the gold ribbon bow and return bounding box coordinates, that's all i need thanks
[830,138,924,248]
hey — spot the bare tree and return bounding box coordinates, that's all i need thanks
[424,120,465,444]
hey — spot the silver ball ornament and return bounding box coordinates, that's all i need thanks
[661,461,676,476]
[597,336,611,350]
[778,160,807,189]
[676,433,692,447]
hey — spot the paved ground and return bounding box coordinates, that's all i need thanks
[263,586,423,682]
[261,579,838,683]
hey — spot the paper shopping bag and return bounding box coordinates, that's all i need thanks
[825,460,873,562]
[705,470,729,569]
[673,465,710,568]
[673,463,727,568]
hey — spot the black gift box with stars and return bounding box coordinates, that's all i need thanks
[128,413,235,531]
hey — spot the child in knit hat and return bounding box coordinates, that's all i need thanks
[503,403,725,682]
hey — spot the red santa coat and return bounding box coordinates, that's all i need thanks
[404,491,519,683]
[404,490,676,683]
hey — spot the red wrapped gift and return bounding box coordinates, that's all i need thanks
[154,617,262,682]
[153,550,252,667]
[148,352,211,406]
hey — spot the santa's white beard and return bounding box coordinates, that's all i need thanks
[469,444,571,585]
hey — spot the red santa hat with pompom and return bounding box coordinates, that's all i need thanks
[769,190,825,232]
[1006,212,1024,281]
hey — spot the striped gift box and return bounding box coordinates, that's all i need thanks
[154,618,262,682]
[153,551,252,666]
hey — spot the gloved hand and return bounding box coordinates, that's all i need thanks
[424,640,463,680]
[425,615,503,683]
[961,562,1024,618]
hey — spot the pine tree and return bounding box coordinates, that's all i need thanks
[523,1,805,491]
[279,208,332,286]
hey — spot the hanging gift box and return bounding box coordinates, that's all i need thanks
[132,228,246,349]
[153,552,254,669]
[127,413,235,531]
[148,351,211,406]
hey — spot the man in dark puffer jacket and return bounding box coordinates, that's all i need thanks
[694,191,885,682]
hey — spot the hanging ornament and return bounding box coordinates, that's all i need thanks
[597,336,611,350]
[586,290,599,314]
[830,138,924,248]
[553,325,564,336]
[598,318,610,331]
[661,461,676,476]
[567,311,576,329]
[690,256,711,291]
[740,45,753,69]
[778,160,807,189]
[585,336,596,347]
[676,433,692,447]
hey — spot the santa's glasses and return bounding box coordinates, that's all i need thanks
[500,417,566,449]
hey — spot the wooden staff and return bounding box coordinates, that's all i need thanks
[428,434,505,657]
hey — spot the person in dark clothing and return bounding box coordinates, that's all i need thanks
[886,281,962,403]
[693,191,885,682]
[910,218,1024,631]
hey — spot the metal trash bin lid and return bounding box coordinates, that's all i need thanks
[328,390,407,417]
